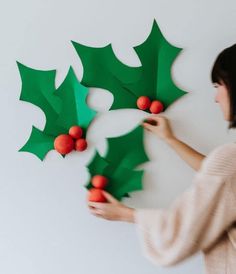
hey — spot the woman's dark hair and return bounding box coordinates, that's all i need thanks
[211,44,236,128]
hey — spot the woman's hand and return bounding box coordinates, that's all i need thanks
[88,191,135,223]
[142,114,175,143]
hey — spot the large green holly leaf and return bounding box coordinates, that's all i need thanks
[18,63,96,160]
[72,19,187,111]
[86,125,148,200]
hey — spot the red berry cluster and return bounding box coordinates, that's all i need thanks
[137,96,164,114]
[87,175,109,202]
[54,126,88,155]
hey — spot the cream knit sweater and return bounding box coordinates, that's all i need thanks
[134,143,236,274]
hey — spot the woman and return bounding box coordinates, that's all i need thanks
[88,44,236,274]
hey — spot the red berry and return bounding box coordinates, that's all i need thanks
[137,96,151,110]
[54,134,74,155]
[87,188,107,202]
[150,100,164,114]
[75,138,87,151]
[91,175,108,189]
[69,126,83,139]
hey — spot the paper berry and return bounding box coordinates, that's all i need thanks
[87,188,107,202]
[137,96,151,110]
[75,138,87,151]
[91,175,108,189]
[54,134,74,155]
[150,100,164,114]
[69,126,83,139]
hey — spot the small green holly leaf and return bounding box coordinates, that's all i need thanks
[72,19,187,111]
[19,126,54,161]
[108,168,144,200]
[85,151,110,189]
[54,67,97,134]
[18,63,96,160]
[87,151,110,178]
[85,151,112,191]
[86,152,144,201]
[105,125,148,169]
[86,125,148,200]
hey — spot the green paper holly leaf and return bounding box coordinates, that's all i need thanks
[18,63,96,160]
[86,125,148,200]
[54,67,96,134]
[17,62,63,136]
[72,19,187,111]
[19,126,55,161]
[104,125,149,169]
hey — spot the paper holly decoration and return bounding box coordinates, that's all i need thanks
[72,19,187,111]
[86,125,149,200]
[18,19,188,202]
[17,62,96,160]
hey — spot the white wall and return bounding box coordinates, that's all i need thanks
[0,0,236,273]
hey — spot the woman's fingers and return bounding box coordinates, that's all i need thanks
[88,201,105,209]
[102,191,119,204]
[89,207,103,217]
[150,114,165,122]
[88,204,104,213]
[142,122,155,131]
[144,118,157,125]
[143,115,168,128]
[151,114,164,119]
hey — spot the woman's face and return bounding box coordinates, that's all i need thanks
[213,81,231,121]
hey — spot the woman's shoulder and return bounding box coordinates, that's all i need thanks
[208,142,236,160]
[208,142,236,157]
[200,142,236,177]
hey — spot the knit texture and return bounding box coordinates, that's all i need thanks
[134,143,236,274]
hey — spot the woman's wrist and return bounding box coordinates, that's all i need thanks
[165,135,177,145]
[119,207,135,223]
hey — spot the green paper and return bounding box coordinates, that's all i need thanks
[17,62,63,136]
[54,67,96,133]
[72,19,187,111]
[86,125,148,200]
[19,126,55,161]
[18,63,96,160]
[105,125,148,170]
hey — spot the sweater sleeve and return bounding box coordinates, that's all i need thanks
[134,143,236,267]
